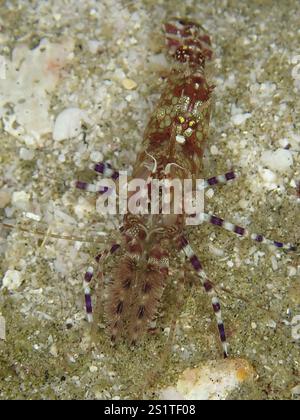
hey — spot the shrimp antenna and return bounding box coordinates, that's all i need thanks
[164,162,186,174]
[145,151,158,173]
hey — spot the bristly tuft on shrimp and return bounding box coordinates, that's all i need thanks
[106,246,168,345]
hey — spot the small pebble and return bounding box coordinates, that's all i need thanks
[50,344,58,357]
[53,108,87,141]
[11,191,30,210]
[266,319,277,329]
[261,149,293,172]
[74,197,94,219]
[210,145,219,155]
[279,138,290,148]
[89,366,98,373]
[209,245,224,257]
[19,147,34,160]
[122,78,137,90]
[0,190,11,208]
[148,53,168,69]
[2,270,22,291]
[231,113,251,125]
[90,151,103,163]
[23,212,41,222]
[259,168,277,190]
[288,266,297,277]
[271,256,278,271]
[260,168,276,183]
[53,13,61,21]
[238,198,249,209]
[58,154,66,163]
[205,188,214,199]
[87,40,101,54]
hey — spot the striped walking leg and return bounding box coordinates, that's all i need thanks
[92,161,119,180]
[180,235,229,358]
[198,170,237,190]
[83,243,121,323]
[83,265,94,323]
[75,161,119,194]
[195,212,297,251]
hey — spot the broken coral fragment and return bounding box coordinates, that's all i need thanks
[0,37,74,145]
[159,358,255,400]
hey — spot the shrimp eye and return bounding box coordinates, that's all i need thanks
[189,120,196,127]
[178,116,185,124]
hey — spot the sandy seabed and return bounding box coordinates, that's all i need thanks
[0,0,299,400]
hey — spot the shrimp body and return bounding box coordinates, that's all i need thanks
[106,19,215,344]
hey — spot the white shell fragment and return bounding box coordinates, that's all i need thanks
[260,149,293,172]
[159,359,255,400]
[53,108,88,141]
[2,270,22,291]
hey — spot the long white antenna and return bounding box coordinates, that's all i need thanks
[145,151,158,173]
[164,162,185,175]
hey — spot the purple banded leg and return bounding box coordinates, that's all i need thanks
[198,171,237,190]
[84,266,94,323]
[75,162,119,194]
[93,161,119,181]
[83,243,121,323]
[75,180,114,195]
[95,243,121,263]
[179,235,229,358]
[196,212,297,252]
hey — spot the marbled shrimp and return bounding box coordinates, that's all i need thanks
[74,19,297,358]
